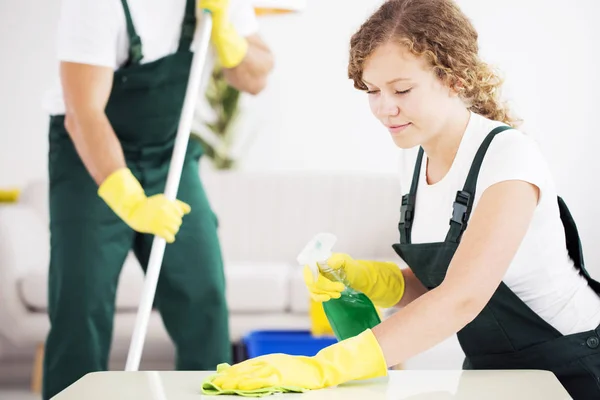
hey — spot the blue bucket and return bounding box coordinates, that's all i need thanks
[242,330,338,358]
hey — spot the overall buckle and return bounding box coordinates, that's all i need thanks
[451,191,471,226]
[400,194,415,226]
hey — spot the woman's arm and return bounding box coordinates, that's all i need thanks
[396,268,429,307]
[373,179,540,367]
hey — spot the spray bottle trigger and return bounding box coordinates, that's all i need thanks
[297,232,338,281]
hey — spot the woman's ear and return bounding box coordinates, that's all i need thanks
[449,79,464,97]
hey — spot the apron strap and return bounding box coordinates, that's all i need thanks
[446,125,513,243]
[119,0,144,66]
[178,0,197,52]
[399,147,425,244]
[557,196,600,293]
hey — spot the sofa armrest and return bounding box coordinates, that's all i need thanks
[0,204,50,343]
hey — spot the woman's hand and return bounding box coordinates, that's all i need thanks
[303,253,406,308]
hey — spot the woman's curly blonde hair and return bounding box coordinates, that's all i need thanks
[348,0,520,127]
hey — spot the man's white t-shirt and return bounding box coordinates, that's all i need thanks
[43,0,259,115]
[398,111,600,336]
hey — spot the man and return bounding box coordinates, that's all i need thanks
[41,0,273,398]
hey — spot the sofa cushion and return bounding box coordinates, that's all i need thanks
[289,267,310,313]
[224,262,292,312]
[201,170,403,265]
[17,254,143,313]
[18,252,293,314]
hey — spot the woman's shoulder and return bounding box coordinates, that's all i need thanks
[473,116,556,202]
[470,113,545,167]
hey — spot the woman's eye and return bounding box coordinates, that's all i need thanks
[365,88,410,95]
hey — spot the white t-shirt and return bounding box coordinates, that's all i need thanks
[398,111,600,336]
[43,0,259,115]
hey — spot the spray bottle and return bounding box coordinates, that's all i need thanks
[297,232,381,341]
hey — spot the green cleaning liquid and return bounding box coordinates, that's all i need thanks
[319,263,381,341]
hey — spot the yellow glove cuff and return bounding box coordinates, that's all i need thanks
[97,168,146,221]
[315,328,388,386]
[211,19,248,68]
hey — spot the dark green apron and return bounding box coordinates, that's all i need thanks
[42,1,230,398]
[392,126,600,399]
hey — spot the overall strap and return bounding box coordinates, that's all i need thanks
[446,125,513,243]
[399,147,425,244]
[120,0,144,66]
[558,196,600,294]
[178,0,197,52]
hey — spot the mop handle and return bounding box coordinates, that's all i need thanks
[125,10,213,372]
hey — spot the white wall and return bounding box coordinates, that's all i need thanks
[1,1,599,267]
[0,0,60,188]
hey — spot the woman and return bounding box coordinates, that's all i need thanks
[206,0,600,398]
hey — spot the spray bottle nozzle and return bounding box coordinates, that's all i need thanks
[296,232,338,280]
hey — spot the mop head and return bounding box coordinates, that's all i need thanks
[201,363,309,397]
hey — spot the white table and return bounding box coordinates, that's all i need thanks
[53,370,572,399]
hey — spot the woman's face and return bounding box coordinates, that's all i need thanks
[361,41,462,149]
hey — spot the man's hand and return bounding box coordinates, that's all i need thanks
[222,33,273,95]
[98,168,191,243]
[199,0,248,68]
[198,0,274,94]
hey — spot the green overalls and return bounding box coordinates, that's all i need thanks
[392,126,600,399]
[42,1,231,398]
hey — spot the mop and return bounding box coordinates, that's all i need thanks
[124,7,214,373]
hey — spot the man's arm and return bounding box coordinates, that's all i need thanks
[222,33,273,95]
[60,61,125,185]
[59,61,190,243]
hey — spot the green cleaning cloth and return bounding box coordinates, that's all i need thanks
[201,363,310,397]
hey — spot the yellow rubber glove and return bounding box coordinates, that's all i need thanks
[303,253,405,308]
[199,0,248,68]
[209,328,388,391]
[0,188,20,203]
[98,168,191,243]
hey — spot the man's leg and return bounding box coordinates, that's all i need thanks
[133,144,231,369]
[42,124,134,399]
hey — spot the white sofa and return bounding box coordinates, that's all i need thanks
[0,166,409,373]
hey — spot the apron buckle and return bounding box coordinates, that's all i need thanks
[400,194,416,226]
[451,190,472,226]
